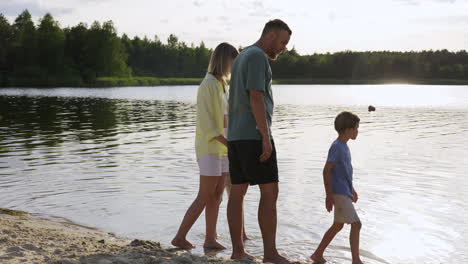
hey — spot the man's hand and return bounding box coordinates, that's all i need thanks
[259,138,272,162]
[352,189,358,203]
[325,195,334,212]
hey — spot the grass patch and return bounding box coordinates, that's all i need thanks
[94,77,202,87]
[0,208,29,216]
[273,78,468,85]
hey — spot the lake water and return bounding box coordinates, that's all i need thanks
[1,85,467,263]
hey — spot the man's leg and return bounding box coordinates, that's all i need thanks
[258,182,292,264]
[227,183,251,259]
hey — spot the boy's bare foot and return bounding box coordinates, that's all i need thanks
[203,240,226,250]
[171,237,195,249]
[263,254,299,264]
[231,251,255,260]
[310,253,326,263]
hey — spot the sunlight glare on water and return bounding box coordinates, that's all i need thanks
[1,84,467,263]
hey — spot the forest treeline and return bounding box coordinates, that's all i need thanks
[1,10,468,87]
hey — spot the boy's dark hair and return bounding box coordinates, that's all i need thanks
[334,111,360,133]
[261,19,292,36]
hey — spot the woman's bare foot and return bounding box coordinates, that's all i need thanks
[171,237,195,249]
[310,253,326,263]
[203,240,226,250]
[231,251,255,260]
[263,254,299,264]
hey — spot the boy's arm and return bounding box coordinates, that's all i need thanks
[323,162,334,212]
[352,187,358,203]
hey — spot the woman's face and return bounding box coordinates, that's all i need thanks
[224,57,235,77]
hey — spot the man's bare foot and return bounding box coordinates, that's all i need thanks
[203,240,226,250]
[171,237,195,249]
[231,251,255,260]
[310,253,326,263]
[263,254,299,264]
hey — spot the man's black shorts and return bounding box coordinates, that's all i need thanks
[228,140,279,185]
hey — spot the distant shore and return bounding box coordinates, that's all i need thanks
[0,208,257,264]
[1,77,468,88]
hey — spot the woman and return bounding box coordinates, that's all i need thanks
[171,42,242,250]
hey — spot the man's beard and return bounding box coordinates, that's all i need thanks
[266,50,279,60]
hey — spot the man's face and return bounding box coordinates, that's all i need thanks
[266,30,290,60]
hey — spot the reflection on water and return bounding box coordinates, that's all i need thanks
[0,85,467,264]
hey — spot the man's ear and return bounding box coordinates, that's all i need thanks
[266,31,277,41]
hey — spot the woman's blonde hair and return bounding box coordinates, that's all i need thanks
[207,42,239,84]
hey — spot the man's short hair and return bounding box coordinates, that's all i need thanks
[261,19,292,36]
[334,111,360,133]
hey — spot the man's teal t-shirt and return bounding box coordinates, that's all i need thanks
[228,45,273,141]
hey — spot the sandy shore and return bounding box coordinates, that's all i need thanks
[0,208,258,264]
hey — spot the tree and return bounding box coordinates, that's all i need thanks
[0,14,13,84]
[37,13,65,77]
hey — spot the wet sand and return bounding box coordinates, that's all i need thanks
[0,208,258,264]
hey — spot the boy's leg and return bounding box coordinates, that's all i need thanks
[310,222,344,263]
[227,183,251,259]
[350,221,363,264]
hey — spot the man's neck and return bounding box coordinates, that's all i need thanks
[254,39,268,54]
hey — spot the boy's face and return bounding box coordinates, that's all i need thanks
[349,122,360,140]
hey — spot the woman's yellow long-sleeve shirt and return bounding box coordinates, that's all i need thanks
[195,73,228,161]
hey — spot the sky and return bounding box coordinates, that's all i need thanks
[1,0,468,55]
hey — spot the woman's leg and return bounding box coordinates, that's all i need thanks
[171,176,220,249]
[204,174,227,249]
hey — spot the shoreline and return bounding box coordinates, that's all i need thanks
[1,77,468,88]
[0,208,257,264]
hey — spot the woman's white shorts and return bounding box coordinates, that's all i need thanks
[198,154,229,176]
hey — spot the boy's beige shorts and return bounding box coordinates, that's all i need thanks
[333,194,360,224]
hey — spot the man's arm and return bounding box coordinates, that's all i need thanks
[323,162,334,212]
[249,89,271,162]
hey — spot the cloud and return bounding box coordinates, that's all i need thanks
[0,0,74,18]
[393,0,420,5]
[394,0,459,4]
[414,15,468,24]
[195,16,209,23]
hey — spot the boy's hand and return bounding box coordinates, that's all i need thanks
[325,196,334,212]
[352,190,358,203]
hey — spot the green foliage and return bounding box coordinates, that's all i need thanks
[0,10,467,87]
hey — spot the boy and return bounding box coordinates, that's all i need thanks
[311,111,363,264]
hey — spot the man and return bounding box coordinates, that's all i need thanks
[227,19,294,264]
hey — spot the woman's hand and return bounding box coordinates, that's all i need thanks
[213,135,228,147]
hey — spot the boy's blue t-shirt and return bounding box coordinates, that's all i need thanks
[327,139,353,198]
